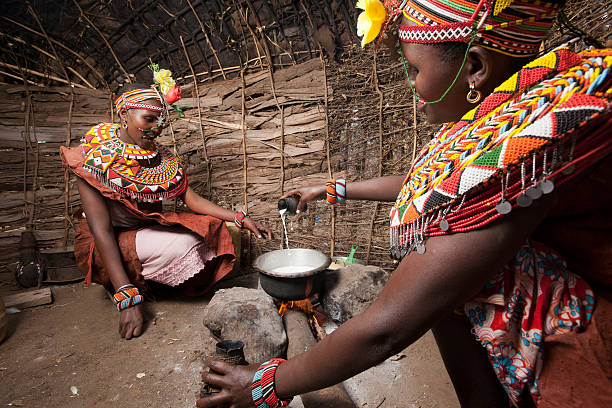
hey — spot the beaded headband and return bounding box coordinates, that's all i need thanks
[114,89,164,114]
[398,0,561,57]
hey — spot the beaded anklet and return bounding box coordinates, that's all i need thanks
[234,210,248,229]
[251,358,292,408]
[113,284,144,312]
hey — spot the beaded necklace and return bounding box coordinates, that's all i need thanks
[389,47,612,259]
[81,123,187,202]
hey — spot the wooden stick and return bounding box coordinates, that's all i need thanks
[71,0,131,83]
[1,16,110,91]
[180,35,212,196]
[241,67,251,262]
[27,2,75,244]
[0,32,95,89]
[245,0,275,72]
[320,48,334,257]
[0,62,87,89]
[233,1,265,70]
[186,0,226,80]
[366,51,384,264]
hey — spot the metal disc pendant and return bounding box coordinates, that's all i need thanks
[496,200,512,215]
[562,164,575,175]
[416,243,426,255]
[517,193,533,207]
[540,179,555,194]
[439,219,450,232]
[390,247,398,259]
[526,186,542,200]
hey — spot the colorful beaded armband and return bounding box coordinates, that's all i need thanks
[326,179,337,204]
[234,210,248,229]
[251,358,292,408]
[336,179,346,203]
[113,284,144,312]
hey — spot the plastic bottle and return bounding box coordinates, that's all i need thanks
[278,196,307,216]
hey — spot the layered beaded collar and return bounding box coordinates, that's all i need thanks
[389,48,612,259]
[81,123,187,202]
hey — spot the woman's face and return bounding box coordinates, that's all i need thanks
[399,27,473,124]
[120,99,164,149]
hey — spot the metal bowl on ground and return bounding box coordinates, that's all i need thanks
[254,248,331,301]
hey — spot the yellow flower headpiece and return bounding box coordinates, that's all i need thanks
[356,0,387,47]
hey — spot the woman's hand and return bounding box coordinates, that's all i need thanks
[282,185,325,213]
[242,217,273,240]
[119,304,144,339]
[196,358,257,408]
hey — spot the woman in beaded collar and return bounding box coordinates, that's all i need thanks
[62,82,273,340]
[197,1,612,407]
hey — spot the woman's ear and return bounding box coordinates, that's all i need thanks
[119,108,127,122]
[464,46,492,89]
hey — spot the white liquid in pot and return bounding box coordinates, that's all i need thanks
[272,265,312,274]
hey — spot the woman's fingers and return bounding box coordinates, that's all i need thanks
[195,391,229,408]
[206,358,233,375]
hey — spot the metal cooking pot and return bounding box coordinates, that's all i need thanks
[254,249,331,301]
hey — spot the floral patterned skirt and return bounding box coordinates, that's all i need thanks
[464,240,595,406]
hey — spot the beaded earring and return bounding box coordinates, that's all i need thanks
[467,81,481,104]
[122,121,128,129]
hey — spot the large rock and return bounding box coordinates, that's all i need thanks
[203,287,287,363]
[321,264,390,324]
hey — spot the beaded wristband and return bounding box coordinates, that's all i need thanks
[234,210,248,229]
[326,179,337,204]
[251,358,292,408]
[113,284,144,312]
[336,179,346,204]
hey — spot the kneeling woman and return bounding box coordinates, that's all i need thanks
[61,82,272,339]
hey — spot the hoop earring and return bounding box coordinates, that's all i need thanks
[122,121,128,129]
[466,81,481,104]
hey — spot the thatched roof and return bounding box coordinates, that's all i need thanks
[0,0,359,91]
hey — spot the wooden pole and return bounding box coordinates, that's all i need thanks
[71,0,132,83]
[320,49,334,257]
[1,16,110,91]
[366,51,384,264]
[186,0,226,80]
[180,36,212,196]
[27,2,75,245]
[241,66,251,262]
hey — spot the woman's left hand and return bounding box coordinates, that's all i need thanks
[196,358,257,408]
[242,217,273,240]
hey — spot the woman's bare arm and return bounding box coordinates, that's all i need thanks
[282,176,406,213]
[182,186,273,239]
[77,178,143,339]
[197,192,556,407]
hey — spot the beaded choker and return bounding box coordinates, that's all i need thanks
[389,48,612,259]
[81,123,187,202]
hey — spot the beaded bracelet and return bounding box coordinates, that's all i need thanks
[251,358,292,408]
[113,284,144,312]
[234,210,248,229]
[336,179,346,203]
[326,179,337,204]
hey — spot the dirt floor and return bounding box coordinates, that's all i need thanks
[0,275,459,408]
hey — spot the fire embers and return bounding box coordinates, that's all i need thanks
[278,295,327,341]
